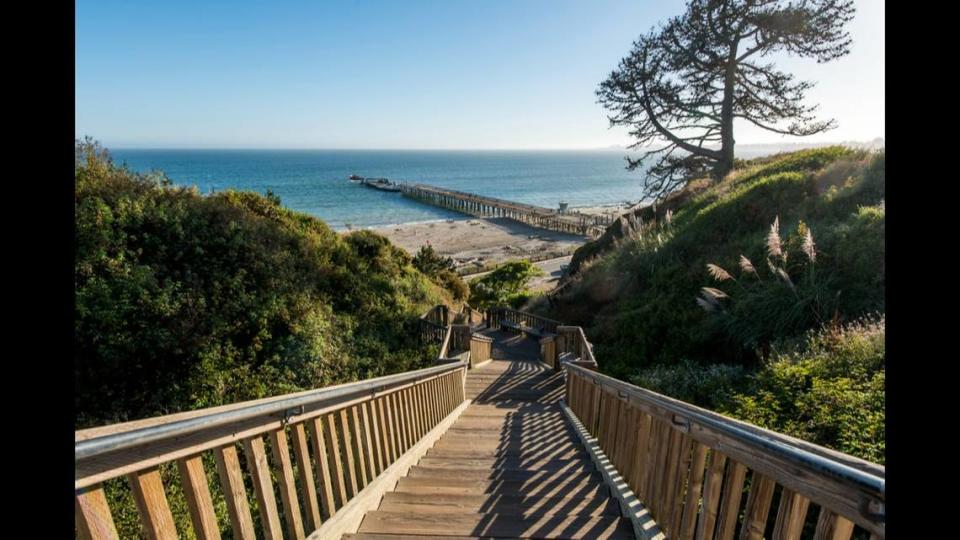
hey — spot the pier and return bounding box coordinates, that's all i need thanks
[399,183,615,238]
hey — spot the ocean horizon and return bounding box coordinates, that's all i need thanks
[111,149,653,230]
[109,146,837,230]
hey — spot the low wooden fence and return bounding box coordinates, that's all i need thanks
[75,361,467,539]
[487,307,561,334]
[469,333,493,368]
[564,362,885,539]
[418,305,448,344]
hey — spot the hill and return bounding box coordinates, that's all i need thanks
[543,147,885,461]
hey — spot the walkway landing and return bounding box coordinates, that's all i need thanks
[345,333,633,539]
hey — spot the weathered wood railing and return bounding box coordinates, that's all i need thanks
[564,361,885,539]
[488,306,561,334]
[418,304,448,343]
[75,360,468,539]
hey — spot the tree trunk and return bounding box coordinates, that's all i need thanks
[717,45,739,179]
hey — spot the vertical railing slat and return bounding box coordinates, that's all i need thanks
[269,429,306,540]
[365,400,384,476]
[678,441,710,540]
[348,406,369,488]
[739,472,776,540]
[772,488,810,540]
[75,484,120,540]
[128,466,178,540]
[291,422,322,531]
[242,436,283,540]
[714,460,748,540]
[337,409,360,497]
[176,455,222,540]
[310,417,338,518]
[214,445,256,540]
[695,450,728,540]
[813,508,856,540]
[322,413,349,510]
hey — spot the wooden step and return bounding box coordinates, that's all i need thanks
[416,457,594,473]
[378,491,619,517]
[394,475,608,498]
[357,510,634,539]
[406,466,597,482]
[426,446,589,461]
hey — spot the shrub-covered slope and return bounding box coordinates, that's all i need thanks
[549,147,884,376]
[75,141,447,428]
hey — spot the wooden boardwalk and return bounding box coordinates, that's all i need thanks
[346,332,633,539]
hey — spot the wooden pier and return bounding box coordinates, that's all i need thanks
[399,183,614,238]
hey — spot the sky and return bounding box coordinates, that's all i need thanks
[75,0,884,150]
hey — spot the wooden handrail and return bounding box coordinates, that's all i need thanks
[75,359,468,539]
[564,360,885,538]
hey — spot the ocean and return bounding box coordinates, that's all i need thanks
[110,149,650,230]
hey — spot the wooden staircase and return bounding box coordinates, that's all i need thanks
[346,337,633,539]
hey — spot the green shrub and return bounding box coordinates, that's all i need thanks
[726,316,885,463]
[468,260,544,309]
[75,139,445,427]
[631,359,748,410]
[412,244,469,300]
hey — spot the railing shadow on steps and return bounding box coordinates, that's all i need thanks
[478,306,885,539]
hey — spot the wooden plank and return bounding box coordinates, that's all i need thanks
[678,441,709,540]
[772,488,810,540]
[668,434,695,536]
[291,422,322,531]
[384,392,399,463]
[214,445,256,540]
[739,472,776,540]
[813,508,855,540]
[377,396,394,467]
[363,400,383,477]
[242,436,283,540]
[75,484,119,540]
[269,428,306,540]
[356,511,633,539]
[714,460,748,540]
[128,467,178,540]
[393,391,409,454]
[404,387,417,446]
[311,417,339,518]
[695,450,728,540]
[176,456,222,540]
[323,412,349,508]
[349,406,369,488]
[629,410,652,500]
[410,383,424,441]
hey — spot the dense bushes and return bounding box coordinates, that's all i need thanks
[469,260,544,309]
[633,317,885,463]
[412,244,469,300]
[75,139,447,428]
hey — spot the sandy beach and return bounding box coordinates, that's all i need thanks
[365,216,589,272]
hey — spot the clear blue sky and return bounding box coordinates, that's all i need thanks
[76,0,884,150]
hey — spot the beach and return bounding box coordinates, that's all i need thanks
[371,217,588,271]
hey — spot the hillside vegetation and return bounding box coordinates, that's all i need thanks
[76,140,448,428]
[545,147,884,462]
